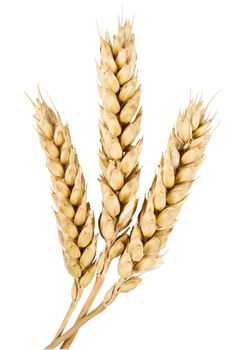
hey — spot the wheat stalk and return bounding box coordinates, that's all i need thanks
[96,18,143,290]
[33,93,98,339]
[59,20,143,349]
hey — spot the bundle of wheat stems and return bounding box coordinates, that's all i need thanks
[32,19,213,349]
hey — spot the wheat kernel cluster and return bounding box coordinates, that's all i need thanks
[31,19,213,349]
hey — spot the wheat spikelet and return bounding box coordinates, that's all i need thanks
[34,93,96,298]
[98,20,142,254]
[116,97,212,282]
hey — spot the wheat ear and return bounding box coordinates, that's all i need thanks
[33,94,98,337]
[46,97,213,349]
[98,20,142,245]
[59,20,142,349]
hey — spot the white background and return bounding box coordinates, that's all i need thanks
[0,0,234,349]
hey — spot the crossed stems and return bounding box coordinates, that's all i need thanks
[45,245,123,349]
[46,296,116,349]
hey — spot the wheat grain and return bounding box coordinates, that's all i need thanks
[33,93,96,299]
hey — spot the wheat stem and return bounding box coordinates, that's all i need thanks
[60,274,105,348]
[60,246,113,347]
[47,279,123,349]
[51,293,81,342]
[45,303,106,349]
